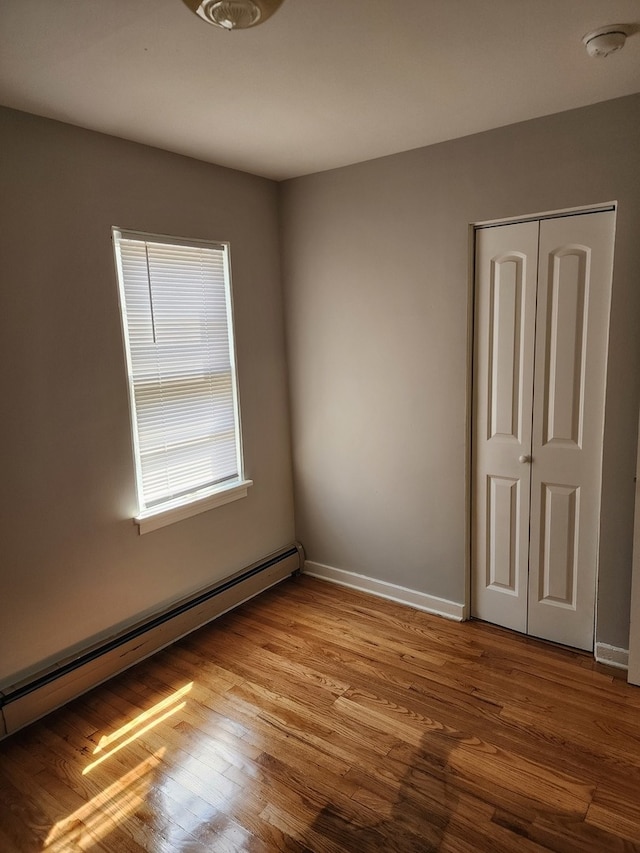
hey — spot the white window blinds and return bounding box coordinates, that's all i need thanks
[113,230,243,516]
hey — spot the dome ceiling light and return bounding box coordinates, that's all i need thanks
[181,0,286,30]
[582,25,629,57]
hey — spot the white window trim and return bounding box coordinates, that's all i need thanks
[135,478,253,534]
[113,227,250,533]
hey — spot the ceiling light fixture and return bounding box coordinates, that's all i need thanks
[582,25,628,58]
[181,0,286,30]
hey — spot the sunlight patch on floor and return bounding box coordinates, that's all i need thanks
[83,682,193,775]
[93,682,194,754]
[44,749,165,851]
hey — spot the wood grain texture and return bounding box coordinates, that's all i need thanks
[1,575,639,851]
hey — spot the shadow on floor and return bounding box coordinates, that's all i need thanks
[305,731,457,852]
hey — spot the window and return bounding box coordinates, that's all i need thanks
[113,229,251,533]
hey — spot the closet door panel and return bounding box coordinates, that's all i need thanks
[528,211,615,650]
[542,246,589,448]
[472,221,538,632]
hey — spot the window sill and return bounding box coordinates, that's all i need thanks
[135,479,253,534]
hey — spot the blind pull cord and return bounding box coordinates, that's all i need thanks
[144,243,157,344]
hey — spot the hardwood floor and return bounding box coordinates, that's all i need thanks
[1,574,640,852]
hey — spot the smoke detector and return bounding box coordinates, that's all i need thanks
[582,25,628,57]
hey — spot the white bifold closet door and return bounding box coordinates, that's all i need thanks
[472,210,615,651]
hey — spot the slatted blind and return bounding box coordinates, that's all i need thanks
[113,230,242,514]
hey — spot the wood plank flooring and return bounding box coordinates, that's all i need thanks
[1,574,640,852]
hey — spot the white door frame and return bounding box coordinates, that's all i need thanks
[466,201,617,655]
[627,411,640,684]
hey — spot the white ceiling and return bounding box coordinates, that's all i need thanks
[1,0,639,180]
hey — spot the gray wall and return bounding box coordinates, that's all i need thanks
[2,93,639,681]
[280,94,640,649]
[0,108,295,685]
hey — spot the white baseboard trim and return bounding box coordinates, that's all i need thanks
[595,642,629,670]
[304,561,466,622]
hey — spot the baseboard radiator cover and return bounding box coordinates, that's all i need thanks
[0,543,304,739]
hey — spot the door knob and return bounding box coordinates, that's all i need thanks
[519,454,532,464]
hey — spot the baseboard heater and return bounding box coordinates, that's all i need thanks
[0,543,303,739]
